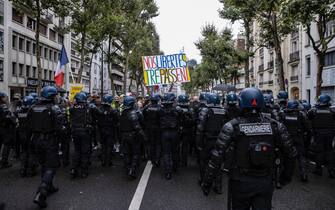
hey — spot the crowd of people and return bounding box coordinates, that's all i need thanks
[0,86,334,209]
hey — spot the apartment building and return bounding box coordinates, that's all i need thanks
[249,20,335,103]
[0,1,71,99]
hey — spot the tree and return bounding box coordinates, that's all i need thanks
[119,0,158,94]
[89,0,126,95]
[195,25,239,84]
[70,0,101,83]
[285,0,335,97]
[219,0,257,88]
[11,0,70,93]
[255,0,294,91]
[128,22,160,95]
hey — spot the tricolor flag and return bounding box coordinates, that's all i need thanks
[54,45,69,87]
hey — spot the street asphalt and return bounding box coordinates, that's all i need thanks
[0,155,335,210]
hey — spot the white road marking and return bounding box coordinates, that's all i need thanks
[128,161,153,210]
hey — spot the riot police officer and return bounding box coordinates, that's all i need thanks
[262,94,278,120]
[176,94,195,167]
[197,93,228,194]
[308,95,335,178]
[276,91,288,110]
[202,88,296,210]
[142,94,162,167]
[160,93,180,180]
[16,96,35,177]
[96,94,119,167]
[28,86,64,208]
[281,100,309,182]
[0,92,16,169]
[58,98,70,167]
[69,92,92,179]
[225,92,240,120]
[120,96,146,179]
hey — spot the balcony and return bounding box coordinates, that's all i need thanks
[289,51,300,63]
[290,75,299,82]
[268,80,274,86]
[259,81,264,88]
[258,64,264,72]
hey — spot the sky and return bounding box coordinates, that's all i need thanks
[153,0,241,63]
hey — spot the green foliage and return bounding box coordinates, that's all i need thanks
[186,25,243,92]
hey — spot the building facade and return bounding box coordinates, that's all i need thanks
[249,20,335,104]
[0,1,71,99]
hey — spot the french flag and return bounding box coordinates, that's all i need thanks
[54,45,69,87]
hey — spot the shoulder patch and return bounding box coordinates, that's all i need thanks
[239,123,273,136]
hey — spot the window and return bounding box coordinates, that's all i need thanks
[49,50,53,60]
[49,29,56,41]
[32,67,36,78]
[27,17,36,31]
[26,40,31,53]
[19,37,24,51]
[0,59,3,81]
[306,57,311,76]
[19,64,24,76]
[325,20,335,38]
[44,47,48,59]
[54,51,57,61]
[26,66,30,77]
[0,31,3,53]
[44,69,47,79]
[12,35,17,49]
[71,50,75,56]
[292,41,298,52]
[325,51,335,67]
[292,65,298,76]
[39,46,43,56]
[0,0,4,25]
[32,43,36,54]
[58,34,64,44]
[49,71,52,80]
[39,24,47,36]
[12,8,23,24]
[12,62,16,76]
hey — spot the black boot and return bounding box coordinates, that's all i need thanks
[33,190,47,208]
[70,168,79,179]
[128,168,137,179]
[165,173,172,180]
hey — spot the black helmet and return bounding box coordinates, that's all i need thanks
[123,96,136,108]
[239,88,265,110]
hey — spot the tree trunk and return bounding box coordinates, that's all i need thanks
[77,32,86,83]
[244,20,251,88]
[316,53,325,98]
[272,15,285,91]
[107,37,116,95]
[140,83,145,97]
[123,53,129,94]
[35,1,42,94]
[88,52,94,94]
[128,77,133,92]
